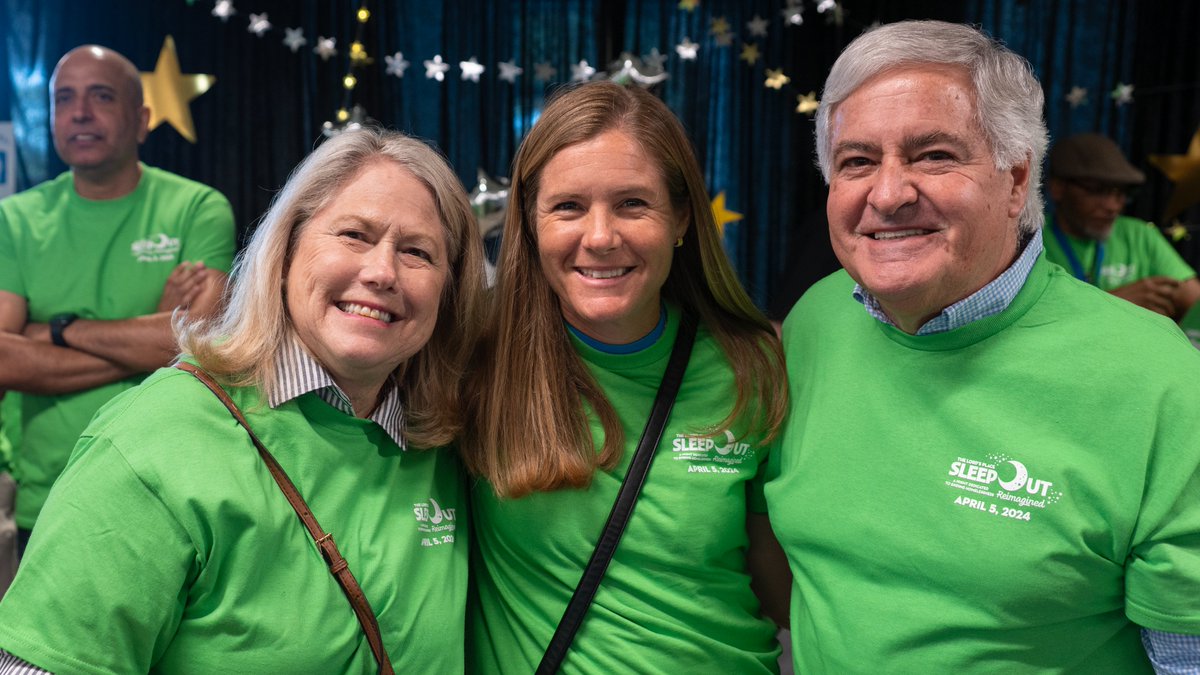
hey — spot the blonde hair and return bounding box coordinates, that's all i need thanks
[465,81,787,497]
[179,127,486,448]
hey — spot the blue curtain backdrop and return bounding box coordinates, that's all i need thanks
[2,0,1197,312]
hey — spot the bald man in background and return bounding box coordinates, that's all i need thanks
[0,46,236,575]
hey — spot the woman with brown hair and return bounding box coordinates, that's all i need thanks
[465,81,790,673]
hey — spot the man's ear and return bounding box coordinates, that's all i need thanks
[136,105,150,144]
[1006,160,1032,219]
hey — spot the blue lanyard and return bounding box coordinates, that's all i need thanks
[1050,220,1104,285]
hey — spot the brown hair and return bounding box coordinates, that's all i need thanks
[464,81,786,497]
[179,127,486,448]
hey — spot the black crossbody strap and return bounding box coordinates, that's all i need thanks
[174,362,395,675]
[536,311,698,674]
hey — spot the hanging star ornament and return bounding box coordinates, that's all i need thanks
[247,13,271,36]
[678,0,699,10]
[710,191,744,238]
[571,60,597,82]
[747,15,770,38]
[424,55,450,81]
[533,62,557,81]
[740,44,761,66]
[460,57,485,82]
[212,0,235,22]
[282,27,306,53]
[1111,83,1134,106]
[385,52,410,78]
[642,48,668,72]
[1149,128,1200,226]
[313,37,337,61]
[139,36,215,144]
[676,38,699,61]
[781,1,804,26]
[497,60,523,83]
[1065,86,1088,108]
[796,91,819,115]
[765,69,790,90]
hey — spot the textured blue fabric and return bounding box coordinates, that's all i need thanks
[1142,629,1200,674]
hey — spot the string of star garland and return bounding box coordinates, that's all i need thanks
[178,0,1200,232]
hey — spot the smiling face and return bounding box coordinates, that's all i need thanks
[285,160,449,405]
[825,64,1029,333]
[535,128,689,344]
[50,47,148,178]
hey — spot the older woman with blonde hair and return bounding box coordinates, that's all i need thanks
[0,127,485,673]
[465,81,790,673]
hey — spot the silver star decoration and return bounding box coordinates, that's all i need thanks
[313,37,337,61]
[212,0,235,22]
[1111,83,1134,105]
[460,57,485,82]
[282,27,306,53]
[1065,86,1088,108]
[817,0,838,12]
[533,62,557,81]
[781,1,804,26]
[642,48,668,72]
[610,59,669,87]
[676,37,699,61]
[385,52,410,78]
[247,13,271,37]
[746,15,770,37]
[424,55,450,81]
[570,60,597,82]
[497,60,523,83]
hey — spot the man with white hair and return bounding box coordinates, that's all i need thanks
[766,20,1200,673]
[0,45,235,564]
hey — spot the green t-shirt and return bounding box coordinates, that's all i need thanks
[767,258,1200,673]
[0,365,467,673]
[0,166,236,527]
[1182,302,1200,349]
[1042,213,1196,288]
[470,306,780,673]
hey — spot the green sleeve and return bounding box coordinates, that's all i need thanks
[0,434,195,674]
[747,439,775,514]
[178,189,236,274]
[0,208,21,296]
[1124,376,1200,634]
[1143,223,1196,281]
[1181,303,1200,350]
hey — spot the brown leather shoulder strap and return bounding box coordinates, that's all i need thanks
[174,362,394,675]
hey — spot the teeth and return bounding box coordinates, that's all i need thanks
[338,302,393,323]
[873,229,931,240]
[579,268,630,279]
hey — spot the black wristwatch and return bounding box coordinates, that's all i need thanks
[49,313,79,347]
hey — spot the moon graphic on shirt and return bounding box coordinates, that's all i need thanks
[429,498,445,524]
[714,429,738,455]
[997,460,1029,492]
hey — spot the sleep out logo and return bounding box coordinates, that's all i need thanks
[671,430,752,474]
[945,452,1064,512]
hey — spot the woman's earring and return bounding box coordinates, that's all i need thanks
[674,237,684,248]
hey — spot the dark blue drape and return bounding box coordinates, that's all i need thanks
[2,0,1197,310]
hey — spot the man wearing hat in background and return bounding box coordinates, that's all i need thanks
[1044,132,1200,320]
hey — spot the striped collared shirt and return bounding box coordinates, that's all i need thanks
[269,335,407,449]
[853,228,1044,335]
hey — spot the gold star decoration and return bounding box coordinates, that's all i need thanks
[1149,127,1200,226]
[140,36,215,143]
[678,0,699,10]
[711,191,744,237]
[765,68,790,90]
[795,91,819,115]
[710,17,731,35]
[740,43,761,66]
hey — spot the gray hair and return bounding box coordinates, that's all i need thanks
[180,127,485,446]
[815,21,1048,234]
